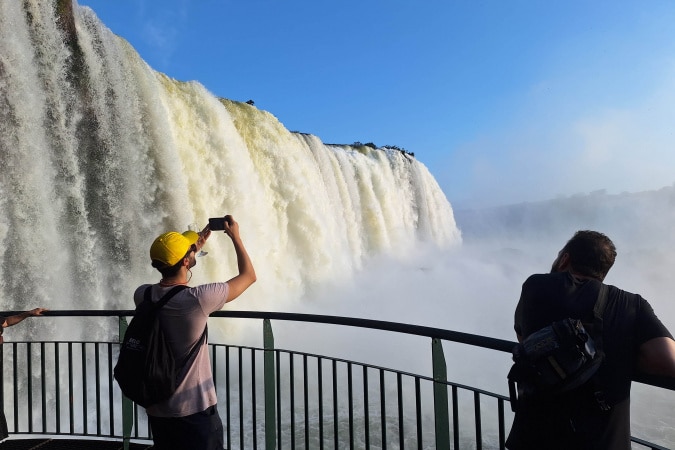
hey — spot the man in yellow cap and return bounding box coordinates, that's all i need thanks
[135,215,256,450]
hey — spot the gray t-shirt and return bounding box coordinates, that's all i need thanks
[133,282,229,417]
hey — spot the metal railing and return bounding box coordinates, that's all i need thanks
[0,310,673,449]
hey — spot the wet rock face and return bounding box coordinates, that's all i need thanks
[55,0,77,48]
[53,0,89,97]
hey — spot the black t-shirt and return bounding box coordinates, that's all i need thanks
[507,271,672,450]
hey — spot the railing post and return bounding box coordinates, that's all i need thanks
[432,338,451,450]
[263,319,276,450]
[118,317,133,450]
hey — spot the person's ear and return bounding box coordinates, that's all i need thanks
[557,252,571,271]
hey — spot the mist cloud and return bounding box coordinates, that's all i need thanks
[442,59,675,210]
[284,187,675,399]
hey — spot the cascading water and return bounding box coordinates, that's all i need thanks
[2,3,674,448]
[0,1,460,341]
[0,3,461,443]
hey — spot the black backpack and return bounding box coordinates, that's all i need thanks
[508,284,610,412]
[114,285,205,408]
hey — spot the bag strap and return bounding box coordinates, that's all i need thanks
[143,285,189,310]
[591,283,609,354]
[589,283,610,411]
[508,283,611,412]
[142,285,207,383]
[593,284,609,319]
[177,325,208,382]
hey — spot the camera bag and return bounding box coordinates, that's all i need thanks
[508,284,609,411]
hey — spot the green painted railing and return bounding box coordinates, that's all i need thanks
[0,310,672,449]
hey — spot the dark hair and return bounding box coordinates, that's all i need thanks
[562,230,616,280]
[151,259,183,277]
[151,246,193,277]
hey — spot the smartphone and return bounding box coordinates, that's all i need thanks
[208,217,226,231]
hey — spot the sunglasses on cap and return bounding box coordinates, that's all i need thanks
[187,243,208,258]
[183,244,197,258]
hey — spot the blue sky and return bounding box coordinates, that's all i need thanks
[77,0,675,209]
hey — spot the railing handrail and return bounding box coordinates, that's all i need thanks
[5,309,675,391]
[1,309,673,449]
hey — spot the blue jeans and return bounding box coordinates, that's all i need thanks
[149,405,224,450]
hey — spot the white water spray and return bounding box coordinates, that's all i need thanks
[0,1,460,332]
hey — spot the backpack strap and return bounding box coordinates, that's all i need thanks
[144,285,189,310]
[589,283,610,411]
[591,284,608,349]
[142,285,207,385]
[177,325,208,383]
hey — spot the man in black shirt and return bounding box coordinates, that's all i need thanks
[506,230,675,450]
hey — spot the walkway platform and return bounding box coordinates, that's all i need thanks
[0,438,152,449]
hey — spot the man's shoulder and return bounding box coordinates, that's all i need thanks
[191,282,229,294]
[133,284,153,305]
[604,282,639,297]
[522,271,568,289]
[603,283,645,308]
[190,282,230,312]
[134,284,153,293]
[524,272,553,282]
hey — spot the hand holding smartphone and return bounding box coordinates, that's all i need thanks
[209,217,225,231]
[208,216,233,231]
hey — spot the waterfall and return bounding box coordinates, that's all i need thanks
[0,1,460,324]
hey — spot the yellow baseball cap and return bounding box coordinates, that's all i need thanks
[150,231,199,267]
[181,230,200,243]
